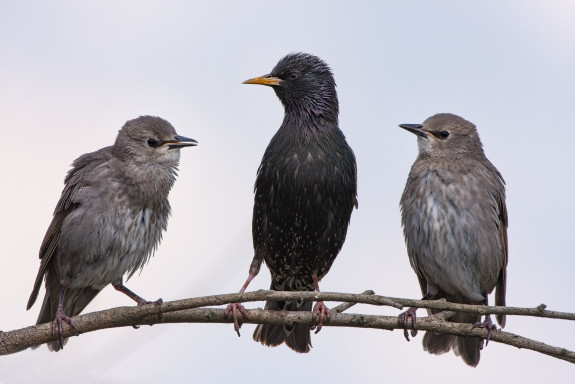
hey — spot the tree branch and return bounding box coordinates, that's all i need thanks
[2,290,574,363]
[146,309,575,364]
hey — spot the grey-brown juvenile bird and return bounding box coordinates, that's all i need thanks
[226,53,357,353]
[398,113,507,367]
[27,116,197,351]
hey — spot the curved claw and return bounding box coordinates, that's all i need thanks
[311,301,331,334]
[472,314,498,346]
[225,303,249,336]
[397,307,418,341]
[134,298,163,328]
[136,298,163,307]
[51,308,77,349]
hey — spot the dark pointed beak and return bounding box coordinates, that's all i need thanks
[399,124,429,138]
[166,135,198,149]
[242,74,282,86]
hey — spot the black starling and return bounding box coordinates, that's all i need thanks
[398,113,507,367]
[226,53,357,353]
[27,116,197,351]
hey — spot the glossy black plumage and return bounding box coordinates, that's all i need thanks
[227,53,357,353]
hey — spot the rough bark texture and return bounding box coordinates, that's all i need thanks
[3,290,574,363]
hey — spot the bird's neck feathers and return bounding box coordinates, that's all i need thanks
[278,116,343,147]
[414,147,491,178]
[277,87,339,127]
[281,105,339,137]
[133,161,177,190]
[116,155,178,204]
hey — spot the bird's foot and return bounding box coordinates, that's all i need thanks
[225,303,249,336]
[398,307,418,341]
[472,314,497,346]
[131,298,163,329]
[311,301,330,334]
[51,308,77,349]
[136,297,163,307]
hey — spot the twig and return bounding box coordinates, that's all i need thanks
[332,290,375,313]
[125,290,575,321]
[1,290,574,363]
[144,308,575,364]
[157,290,575,321]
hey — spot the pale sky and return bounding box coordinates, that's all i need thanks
[1,1,574,383]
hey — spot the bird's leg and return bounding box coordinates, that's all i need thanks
[397,292,434,341]
[52,284,77,349]
[472,297,498,346]
[225,255,263,336]
[310,275,330,334]
[112,280,162,306]
[224,273,254,336]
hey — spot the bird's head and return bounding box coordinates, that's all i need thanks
[114,116,197,166]
[243,52,338,122]
[400,113,485,158]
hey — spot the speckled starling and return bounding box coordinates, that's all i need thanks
[226,53,357,353]
[398,113,507,367]
[27,116,197,351]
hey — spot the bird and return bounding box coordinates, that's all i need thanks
[225,52,357,353]
[398,113,508,367]
[27,115,197,351]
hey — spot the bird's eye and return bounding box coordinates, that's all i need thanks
[288,72,298,80]
[147,138,161,147]
[439,131,450,139]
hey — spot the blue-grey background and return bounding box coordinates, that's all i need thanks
[1,1,574,382]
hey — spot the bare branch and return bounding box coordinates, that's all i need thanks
[155,290,575,321]
[147,309,575,364]
[2,289,574,363]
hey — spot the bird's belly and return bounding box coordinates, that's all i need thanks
[255,146,356,287]
[260,208,346,282]
[59,208,162,289]
[407,193,487,301]
[265,254,316,289]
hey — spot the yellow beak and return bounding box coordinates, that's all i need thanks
[242,75,282,86]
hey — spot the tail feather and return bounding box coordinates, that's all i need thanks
[454,332,482,367]
[70,287,101,317]
[33,285,60,351]
[253,299,312,353]
[422,332,455,354]
[253,278,313,353]
[422,311,482,367]
[495,269,507,328]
